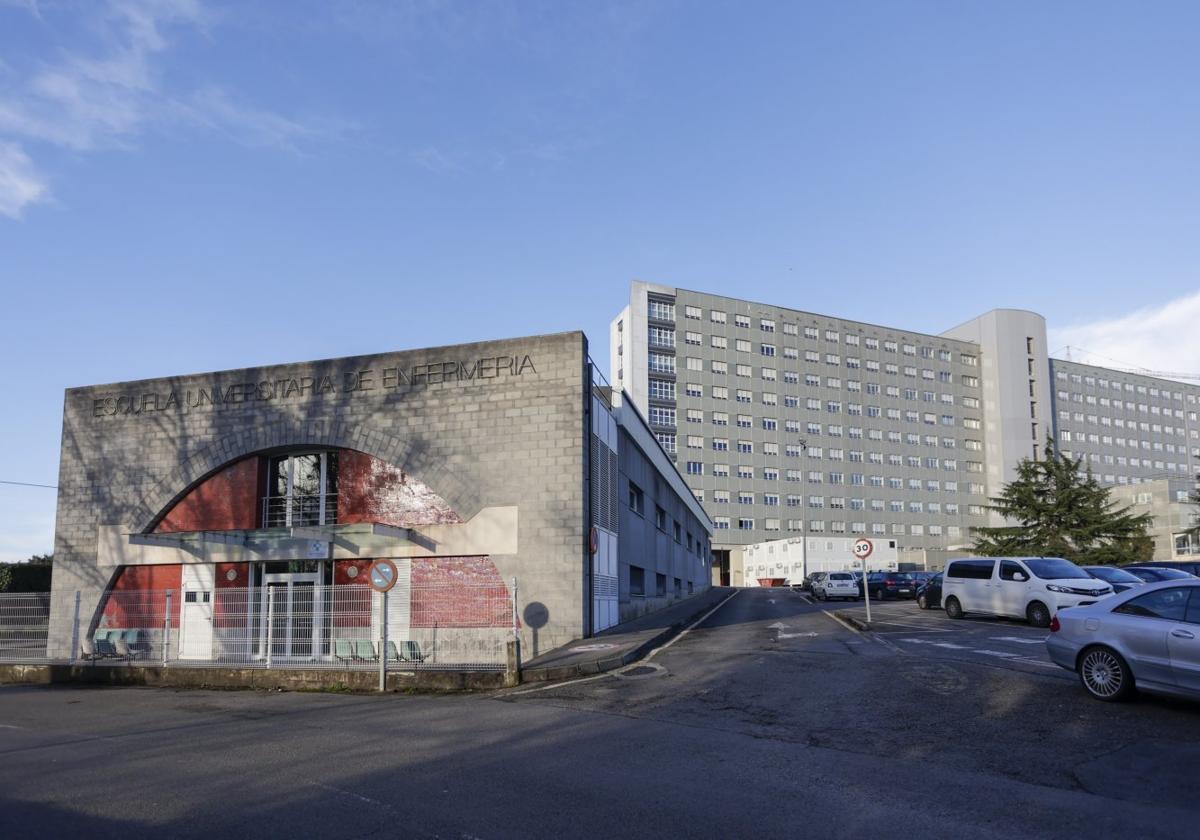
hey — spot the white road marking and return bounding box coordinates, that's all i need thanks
[819,609,864,637]
[898,638,970,650]
[989,636,1045,645]
[974,649,1021,658]
[645,590,740,662]
[498,672,611,697]
[0,724,24,729]
[310,782,385,807]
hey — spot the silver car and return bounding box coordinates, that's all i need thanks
[812,571,859,601]
[1046,580,1200,702]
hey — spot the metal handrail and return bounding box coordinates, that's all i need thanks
[260,493,338,528]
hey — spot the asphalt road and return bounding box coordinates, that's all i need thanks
[2,587,1199,839]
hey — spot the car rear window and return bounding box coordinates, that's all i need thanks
[830,573,852,581]
[946,559,994,580]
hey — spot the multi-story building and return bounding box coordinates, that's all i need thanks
[1110,479,1200,560]
[612,281,1199,578]
[1048,359,1200,487]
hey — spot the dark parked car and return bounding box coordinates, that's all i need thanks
[909,571,936,588]
[1082,565,1148,594]
[1121,566,1197,583]
[867,572,918,600]
[916,573,943,609]
[1121,561,1200,578]
[798,573,822,592]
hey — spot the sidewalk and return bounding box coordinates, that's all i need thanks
[519,586,734,683]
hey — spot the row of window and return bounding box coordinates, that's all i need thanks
[1055,369,1199,403]
[681,466,985,493]
[672,306,978,365]
[711,518,962,536]
[666,354,977,385]
[1055,391,1197,422]
[1057,409,1197,436]
[651,379,981,403]
[1058,452,1196,481]
[626,481,708,559]
[1059,429,1199,456]
[699,492,982,514]
[685,454,976,471]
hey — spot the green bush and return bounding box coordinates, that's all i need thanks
[0,562,53,593]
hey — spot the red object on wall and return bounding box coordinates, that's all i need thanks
[410,556,511,628]
[338,450,462,528]
[155,457,262,533]
[332,559,373,629]
[98,564,183,629]
[212,562,250,629]
[335,559,372,585]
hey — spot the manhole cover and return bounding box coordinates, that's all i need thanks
[613,662,667,680]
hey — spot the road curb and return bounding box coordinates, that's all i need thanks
[834,611,871,632]
[520,591,731,683]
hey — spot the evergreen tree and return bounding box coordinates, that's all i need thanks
[1186,489,1200,544]
[971,436,1152,565]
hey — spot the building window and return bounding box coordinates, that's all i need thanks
[648,379,675,400]
[655,506,667,530]
[628,482,644,515]
[648,300,675,322]
[629,566,645,596]
[648,326,675,348]
[265,451,339,527]
[686,461,703,475]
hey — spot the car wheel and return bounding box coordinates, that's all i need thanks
[945,596,964,619]
[917,594,928,610]
[1026,601,1052,629]
[1078,646,1134,702]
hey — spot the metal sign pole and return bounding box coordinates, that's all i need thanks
[379,589,388,693]
[163,590,173,666]
[862,558,872,624]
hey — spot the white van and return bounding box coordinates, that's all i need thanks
[941,556,1112,628]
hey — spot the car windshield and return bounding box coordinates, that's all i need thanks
[1024,557,1091,580]
[1084,566,1143,584]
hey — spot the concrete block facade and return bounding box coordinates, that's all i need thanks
[52,333,590,655]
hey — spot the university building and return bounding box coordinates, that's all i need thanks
[49,332,711,665]
[611,281,1200,579]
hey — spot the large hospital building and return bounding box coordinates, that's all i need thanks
[611,281,1200,579]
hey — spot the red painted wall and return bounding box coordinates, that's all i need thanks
[155,457,261,533]
[410,556,511,628]
[98,564,182,629]
[332,560,372,629]
[338,450,462,528]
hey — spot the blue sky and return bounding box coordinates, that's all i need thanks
[2,0,1199,561]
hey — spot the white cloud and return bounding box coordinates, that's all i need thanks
[0,0,326,218]
[0,141,48,217]
[1049,290,1200,384]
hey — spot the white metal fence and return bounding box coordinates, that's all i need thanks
[0,582,517,672]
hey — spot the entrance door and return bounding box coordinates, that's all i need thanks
[180,565,216,660]
[262,573,323,661]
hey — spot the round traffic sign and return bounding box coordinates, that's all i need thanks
[852,538,874,560]
[368,559,399,593]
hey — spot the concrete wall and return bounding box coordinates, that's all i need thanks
[942,309,1050,524]
[616,398,713,622]
[52,333,589,656]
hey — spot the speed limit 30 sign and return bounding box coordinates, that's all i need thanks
[852,538,874,561]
